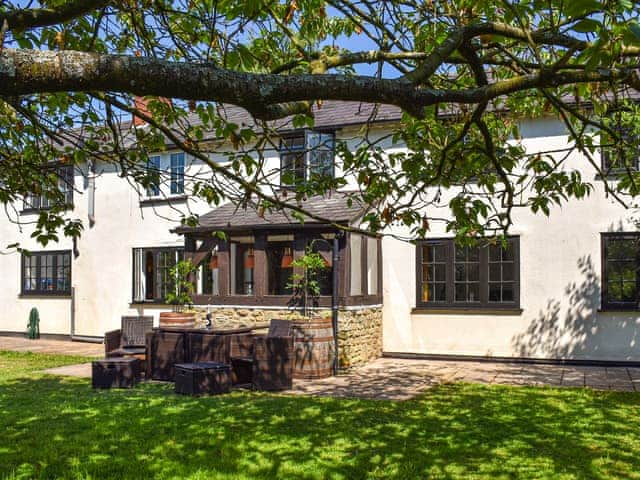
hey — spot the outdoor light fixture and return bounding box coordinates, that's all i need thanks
[209,253,218,269]
[280,247,293,268]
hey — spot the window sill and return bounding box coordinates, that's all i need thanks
[598,308,640,313]
[595,172,638,181]
[412,307,523,315]
[20,293,72,299]
[21,205,74,215]
[140,195,188,206]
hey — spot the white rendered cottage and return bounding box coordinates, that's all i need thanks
[0,101,639,367]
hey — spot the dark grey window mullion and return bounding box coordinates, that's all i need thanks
[36,255,41,292]
[480,246,488,305]
[446,241,454,304]
[52,254,58,292]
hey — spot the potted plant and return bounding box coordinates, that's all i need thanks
[159,259,198,328]
[287,244,335,379]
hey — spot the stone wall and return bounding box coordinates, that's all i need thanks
[190,305,383,369]
[336,307,383,370]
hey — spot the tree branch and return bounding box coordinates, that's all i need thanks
[1,0,111,31]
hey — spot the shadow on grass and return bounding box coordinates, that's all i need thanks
[1,374,640,479]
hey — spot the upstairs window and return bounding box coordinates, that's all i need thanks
[145,152,186,198]
[24,165,74,211]
[600,111,640,173]
[280,131,335,186]
[417,237,520,309]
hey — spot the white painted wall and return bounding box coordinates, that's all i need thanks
[382,117,640,361]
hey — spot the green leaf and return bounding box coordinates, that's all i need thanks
[573,19,600,33]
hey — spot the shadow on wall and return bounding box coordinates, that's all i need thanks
[512,255,640,361]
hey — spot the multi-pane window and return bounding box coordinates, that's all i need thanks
[600,112,640,173]
[488,244,516,302]
[602,234,640,309]
[24,165,74,210]
[417,238,520,308]
[280,131,335,186]
[420,243,447,303]
[147,155,161,196]
[144,152,186,198]
[170,153,185,194]
[132,247,184,302]
[454,246,480,302]
[21,251,72,295]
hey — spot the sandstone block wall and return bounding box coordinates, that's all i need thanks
[190,305,383,369]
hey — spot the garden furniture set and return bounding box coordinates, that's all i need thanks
[93,316,294,395]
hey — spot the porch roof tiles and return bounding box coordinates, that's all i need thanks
[175,191,368,234]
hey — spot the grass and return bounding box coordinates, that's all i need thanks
[1,351,640,479]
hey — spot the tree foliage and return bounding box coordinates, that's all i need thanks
[1,0,640,245]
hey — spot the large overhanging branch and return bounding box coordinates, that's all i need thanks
[0,0,111,31]
[1,48,638,120]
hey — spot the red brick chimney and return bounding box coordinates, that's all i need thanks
[132,96,172,126]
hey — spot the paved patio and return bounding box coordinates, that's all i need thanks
[2,336,639,400]
[0,335,104,357]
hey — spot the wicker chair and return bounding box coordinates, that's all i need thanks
[104,316,154,371]
[230,319,294,390]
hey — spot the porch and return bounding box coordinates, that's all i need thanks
[172,192,384,370]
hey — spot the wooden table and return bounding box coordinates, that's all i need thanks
[147,327,253,381]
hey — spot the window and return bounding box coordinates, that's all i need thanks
[367,237,379,295]
[21,251,71,295]
[308,237,333,296]
[349,234,363,296]
[602,233,640,309]
[266,235,295,295]
[230,237,255,295]
[280,131,335,186]
[144,152,186,198]
[170,153,185,194]
[600,112,639,173]
[24,165,74,210]
[417,237,520,308]
[132,247,184,302]
[147,156,161,196]
[199,250,219,296]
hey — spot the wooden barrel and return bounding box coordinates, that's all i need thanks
[292,318,335,379]
[159,312,196,329]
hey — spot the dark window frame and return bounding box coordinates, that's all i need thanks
[279,130,336,186]
[21,250,72,296]
[416,237,520,310]
[131,246,184,303]
[23,165,74,212]
[601,232,640,310]
[600,111,640,174]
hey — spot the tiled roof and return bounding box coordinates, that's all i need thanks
[175,191,368,233]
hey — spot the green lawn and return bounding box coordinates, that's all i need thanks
[1,351,640,480]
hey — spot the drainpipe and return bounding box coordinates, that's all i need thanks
[332,234,340,375]
[87,160,96,227]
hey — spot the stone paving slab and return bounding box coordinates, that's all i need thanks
[43,363,93,377]
[0,336,103,357]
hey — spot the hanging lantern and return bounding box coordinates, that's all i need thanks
[209,253,218,269]
[281,247,294,268]
[244,247,255,269]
